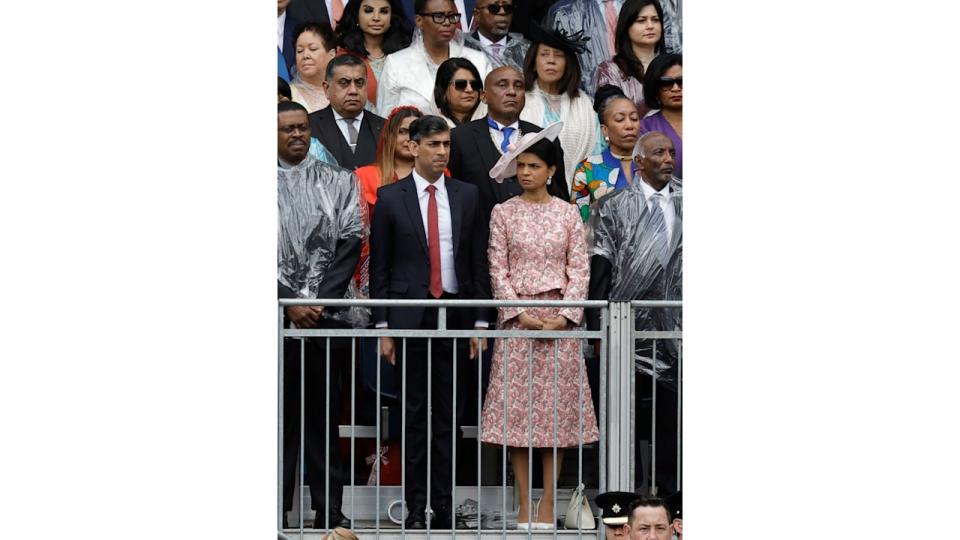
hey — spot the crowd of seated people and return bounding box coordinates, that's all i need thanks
[277,0,682,532]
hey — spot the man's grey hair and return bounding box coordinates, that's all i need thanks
[632,131,668,159]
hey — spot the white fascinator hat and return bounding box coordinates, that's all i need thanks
[488,121,564,182]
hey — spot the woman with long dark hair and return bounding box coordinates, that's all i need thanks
[639,53,682,178]
[519,23,603,194]
[433,57,485,127]
[591,0,666,114]
[335,0,413,114]
[352,106,424,297]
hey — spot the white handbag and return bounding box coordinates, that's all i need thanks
[564,483,596,529]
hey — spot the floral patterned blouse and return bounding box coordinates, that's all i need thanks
[570,148,638,222]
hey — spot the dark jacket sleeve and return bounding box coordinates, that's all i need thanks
[586,254,613,331]
[468,187,493,324]
[447,127,464,180]
[549,139,570,201]
[312,237,361,301]
[369,188,393,325]
[278,281,298,300]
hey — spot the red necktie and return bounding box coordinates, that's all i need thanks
[426,185,443,298]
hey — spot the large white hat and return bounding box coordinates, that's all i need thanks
[488,121,564,182]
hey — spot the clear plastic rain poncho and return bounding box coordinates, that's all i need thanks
[543,0,609,90]
[589,177,682,383]
[278,154,369,327]
[461,31,531,71]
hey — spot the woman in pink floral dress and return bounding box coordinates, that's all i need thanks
[480,125,600,530]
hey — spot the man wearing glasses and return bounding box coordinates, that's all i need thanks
[377,0,491,114]
[463,0,531,69]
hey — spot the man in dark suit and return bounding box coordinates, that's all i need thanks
[448,65,568,220]
[277,101,364,529]
[369,115,491,529]
[308,54,386,170]
[279,0,302,76]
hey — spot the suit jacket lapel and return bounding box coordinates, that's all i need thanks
[357,115,377,167]
[319,108,352,167]
[400,177,429,257]
[448,180,463,259]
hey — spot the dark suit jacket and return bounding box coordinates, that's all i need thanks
[308,106,386,170]
[369,174,492,329]
[281,11,303,76]
[447,117,569,220]
[287,0,332,26]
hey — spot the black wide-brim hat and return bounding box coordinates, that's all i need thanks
[526,21,590,57]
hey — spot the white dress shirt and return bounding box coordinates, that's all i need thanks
[639,179,677,241]
[486,118,520,154]
[332,109,364,150]
[278,11,286,51]
[478,32,508,54]
[412,170,458,294]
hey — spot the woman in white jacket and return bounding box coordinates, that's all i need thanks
[376,0,490,115]
[519,23,604,194]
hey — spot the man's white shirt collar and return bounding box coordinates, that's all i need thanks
[640,178,672,202]
[413,170,447,194]
[333,108,364,124]
[479,33,508,48]
[487,117,520,131]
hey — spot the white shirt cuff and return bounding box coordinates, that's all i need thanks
[376,321,388,329]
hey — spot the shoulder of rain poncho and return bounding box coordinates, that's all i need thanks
[277,154,369,326]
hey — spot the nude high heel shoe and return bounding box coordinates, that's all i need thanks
[533,498,555,530]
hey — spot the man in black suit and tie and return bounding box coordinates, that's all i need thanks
[308,54,386,170]
[369,115,491,529]
[447,65,568,220]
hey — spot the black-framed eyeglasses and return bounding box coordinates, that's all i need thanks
[659,76,682,89]
[481,3,514,15]
[418,11,462,24]
[451,79,482,91]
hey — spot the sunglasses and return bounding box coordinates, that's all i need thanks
[418,11,462,24]
[451,79,482,91]
[659,77,682,89]
[481,3,515,15]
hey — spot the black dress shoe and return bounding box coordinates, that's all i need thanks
[313,509,351,529]
[405,507,427,529]
[430,506,453,529]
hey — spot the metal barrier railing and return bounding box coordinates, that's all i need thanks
[278,298,680,538]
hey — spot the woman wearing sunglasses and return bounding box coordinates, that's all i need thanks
[334,0,413,115]
[639,53,682,178]
[376,0,491,115]
[433,57,486,127]
[591,0,666,115]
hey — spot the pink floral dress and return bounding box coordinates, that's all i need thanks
[480,196,601,448]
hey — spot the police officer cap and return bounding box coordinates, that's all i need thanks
[595,491,640,526]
